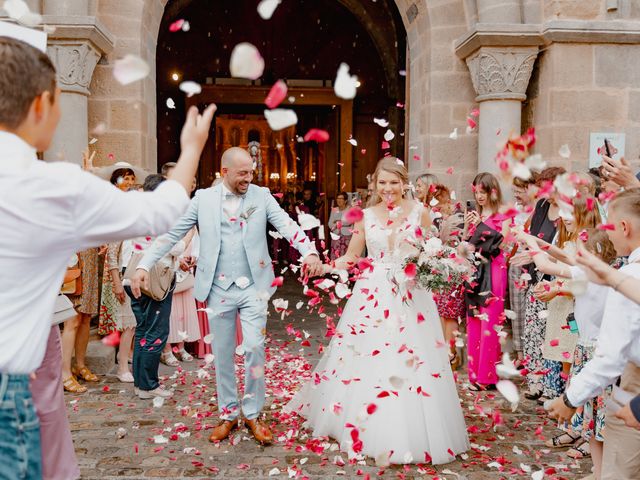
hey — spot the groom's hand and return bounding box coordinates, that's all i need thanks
[302,254,324,278]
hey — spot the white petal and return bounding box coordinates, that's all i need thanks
[532,470,545,480]
[449,128,459,140]
[348,138,358,146]
[268,467,281,476]
[235,345,245,356]
[181,21,190,32]
[297,212,321,230]
[178,330,188,340]
[334,63,358,100]
[179,81,201,97]
[512,162,532,181]
[559,144,571,159]
[389,376,405,389]
[335,283,350,299]
[236,276,250,289]
[3,0,29,19]
[153,435,168,444]
[203,333,214,344]
[197,307,214,317]
[230,42,264,80]
[554,173,577,197]
[152,396,165,408]
[496,379,520,404]
[383,129,395,142]
[264,108,298,131]
[203,354,215,364]
[373,118,389,128]
[330,232,340,241]
[316,279,335,290]
[257,0,281,19]
[525,153,546,170]
[113,54,150,85]
[166,98,176,109]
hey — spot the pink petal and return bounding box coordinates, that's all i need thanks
[102,330,121,347]
[344,207,364,223]
[264,80,288,109]
[169,19,185,32]
[304,129,330,143]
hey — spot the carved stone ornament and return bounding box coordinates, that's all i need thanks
[47,42,101,95]
[466,48,538,102]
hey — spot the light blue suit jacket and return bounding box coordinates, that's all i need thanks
[138,183,317,301]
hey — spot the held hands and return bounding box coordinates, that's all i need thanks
[130,269,150,299]
[533,280,558,302]
[302,254,324,278]
[180,104,217,155]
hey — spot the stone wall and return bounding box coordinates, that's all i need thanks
[526,41,640,173]
[398,0,479,196]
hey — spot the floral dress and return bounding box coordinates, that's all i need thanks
[69,248,100,317]
[98,246,118,335]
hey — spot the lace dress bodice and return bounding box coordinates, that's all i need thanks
[363,203,423,264]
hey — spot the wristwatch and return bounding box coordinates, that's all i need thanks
[562,392,575,409]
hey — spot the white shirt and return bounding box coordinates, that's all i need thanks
[566,247,640,406]
[0,132,190,373]
[222,182,243,216]
[569,265,609,344]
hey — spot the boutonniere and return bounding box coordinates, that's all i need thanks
[240,206,258,220]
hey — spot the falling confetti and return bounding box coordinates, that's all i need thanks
[334,63,358,100]
[304,129,330,143]
[265,80,288,109]
[179,81,201,97]
[230,42,265,80]
[373,118,389,128]
[559,144,571,158]
[257,0,282,19]
[264,109,298,131]
[166,98,176,109]
[113,54,150,85]
[3,0,42,26]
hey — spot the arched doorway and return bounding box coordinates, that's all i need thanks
[156,0,407,213]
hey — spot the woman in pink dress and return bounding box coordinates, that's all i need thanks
[464,173,508,391]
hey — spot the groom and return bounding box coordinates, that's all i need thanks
[131,147,322,444]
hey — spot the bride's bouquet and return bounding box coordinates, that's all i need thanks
[401,236,473,293]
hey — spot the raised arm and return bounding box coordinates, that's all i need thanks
[517,232,571,278]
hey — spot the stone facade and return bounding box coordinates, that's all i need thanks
[5,0,640,195]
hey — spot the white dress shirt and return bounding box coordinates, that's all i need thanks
[566,247,640,406]
[569,265,610,344]
[0,132,190,373]
[221,182,243,217]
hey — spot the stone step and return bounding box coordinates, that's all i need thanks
[81,339,115,375]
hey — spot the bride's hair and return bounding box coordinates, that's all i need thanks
[367,157,409,207]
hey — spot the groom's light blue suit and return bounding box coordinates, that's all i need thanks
[138,183,316,419]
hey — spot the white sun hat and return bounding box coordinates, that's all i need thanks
[94,161,150,185]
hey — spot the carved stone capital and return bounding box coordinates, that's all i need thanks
[47,41,100,95]
[465,47,539,102]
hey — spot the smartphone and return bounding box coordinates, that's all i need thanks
[603,138,613,158]
[466,200,476,212]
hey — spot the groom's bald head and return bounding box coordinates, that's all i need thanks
[221,147,254,195]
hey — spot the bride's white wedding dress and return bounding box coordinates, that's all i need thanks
[286,203,470,465]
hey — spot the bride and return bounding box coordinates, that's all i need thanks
[286,158,470,465]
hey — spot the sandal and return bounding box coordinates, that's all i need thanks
[63,376,87,393]
[72,365,99,382]
[567,440,591,459]
[468,382,496,392]
[160,352,179,367]
[524,390,543,401]
[176,349,194,362]
[545,432,580,448]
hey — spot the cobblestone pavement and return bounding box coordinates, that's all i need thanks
[68,276,591,479]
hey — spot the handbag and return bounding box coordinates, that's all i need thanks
[174,271,195,294]
[52,294,77,326]
[61,255,83,296]
[123,252,175,301]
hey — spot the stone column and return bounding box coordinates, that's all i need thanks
[41,15,113,164]
[466,46,538,172]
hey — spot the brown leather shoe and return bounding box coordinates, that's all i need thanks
[208,419,239,442]
[244,418,273,445]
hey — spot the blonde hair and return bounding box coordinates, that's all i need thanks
[557,196,601,248]
[368,157,409,207]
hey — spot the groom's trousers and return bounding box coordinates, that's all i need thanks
[207,283,268,420]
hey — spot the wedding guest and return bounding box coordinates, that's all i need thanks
[105,239,137,382]
[414,172,439,206]
[124,174,188,399]
[519,228,615,473]
[429,184,465,369]
[161,161,176,177]
[61,247,100,392]
[464,172,508,390]
[99,167,138,336]
[0,36,215,477]
[539,196,600,408]
[328,192,352,260]
[511,167,564,399]
[548,189,640,480]
[601,155,640,189]
[161,228,200,366]
[506,176,536,366]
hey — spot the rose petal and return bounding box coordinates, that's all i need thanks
[265,80,288,109]
[230,42,264,80]
[113,54,150,85]
[264,108,298,131]
[304,129,330,143]
[334,63,358,100]
[179,81,201,97]
[257,0,281,20]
